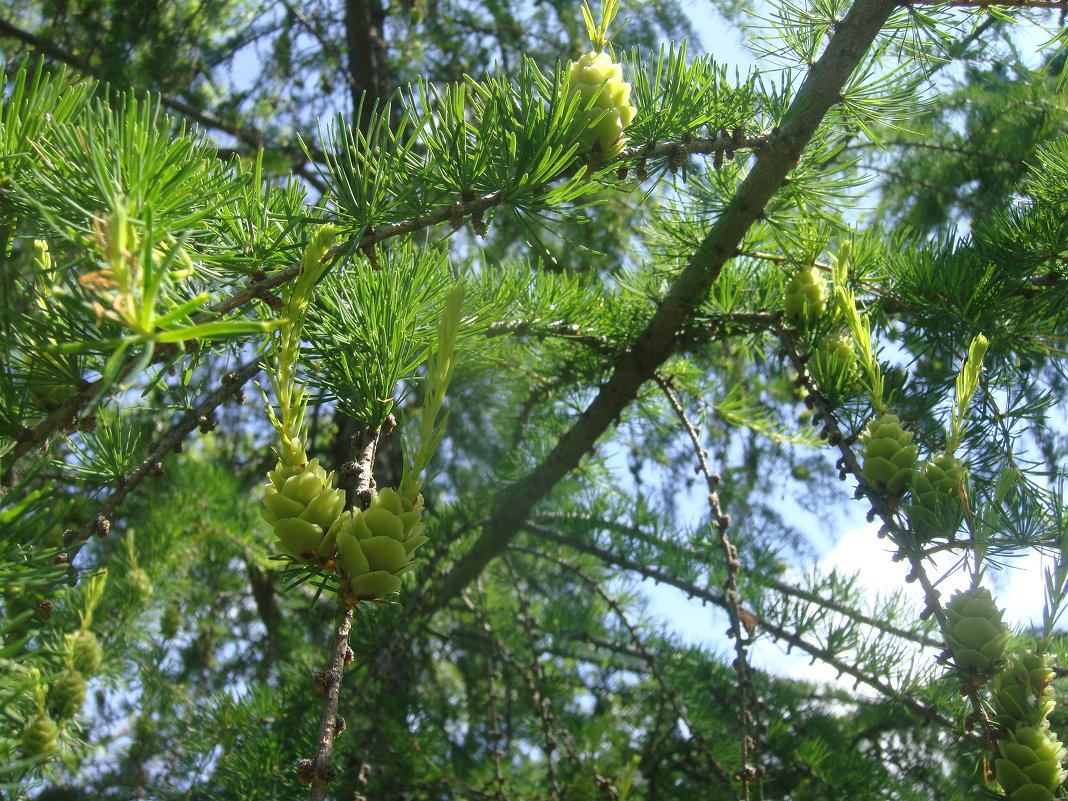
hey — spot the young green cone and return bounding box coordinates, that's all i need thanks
[943,587,1011,678]
[21,714,59,757]
[566,50,636,161]
[905,453,967,539]
[996,722,1067,801]
[261,435,346,563]
[331,488,429,600]
[810,330,859,392]
[161,603,181,639]
[994,651,1057,729]
[128,567,153,604]
[859,414,918,497]
[47,670,86,719]
[66,629,102,676]
[784,265,828,327]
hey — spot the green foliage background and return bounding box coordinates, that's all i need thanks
[1,1,1068,800]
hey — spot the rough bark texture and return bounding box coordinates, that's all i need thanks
[419,0,902,618]
[345,0,392,133]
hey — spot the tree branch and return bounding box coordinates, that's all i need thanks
[509,544,735,791]
[415,0,901,618]
[520,522,971,740]
[307,422,382,801]
[655,373,762,795]
[62,358,261,556]
[0,15,328,190]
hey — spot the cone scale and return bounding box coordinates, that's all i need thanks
[566,50,636,160]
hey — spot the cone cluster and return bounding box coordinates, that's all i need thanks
[810,330,858,392]
[334,488,428,599]
[261,436,344,563]
[784,265,828,327]
[994,651,1057,730]
[905,453,966,539]
[943,587,1010,678]
[20,714,59,757]
[262,438,428,601]
[566,50,636,160]
[859,414,918,497]
[996,721,1067,801]
[937,585,1068,800]
[22,629,104,757]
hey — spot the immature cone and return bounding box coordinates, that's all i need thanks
[21,714,59,757]
[859,414,918,496]
[783,265,828,326]
[66,629,102,676]
[566,50,636,160]
[905,453,967,539]
[810,330,858,392]
[261,436,346,562]
[160,603,181,639]
[994,651,1057,729]
[943,587,1011,678]
[331,488,428,599]
[127,567,153,604]
[47,670,86,719]
[995,722,1067,801]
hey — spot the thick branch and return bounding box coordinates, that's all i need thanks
[417,0,901,617]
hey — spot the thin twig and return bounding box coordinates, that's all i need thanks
[531,512,944,648]
[774,324,997,755]
[521,521,972,741]
[502,556,564,801]
[62,358,261,555]
[307,423,382,801]
[460,587,574,797]
[509,544,735,792]
[474,581,511,801]
[655,373,762,799]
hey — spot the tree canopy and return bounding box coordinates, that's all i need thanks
[2,1,1068,800]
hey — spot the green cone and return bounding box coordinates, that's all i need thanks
[47,670,86,719]
[905,453,966,539]
[161,604,181,639]
[994,651,1057,729]
[566,50,636,160]
[859,414,918,496]
[810,330,858,392]
[943,587,1010,678]
[67,629,102,676]
[331,488,428,600]
[21,714,59,757]
[783,265,828,327]
[996,722,1067,801]
[128,567,153,604]
[261,436,346,563]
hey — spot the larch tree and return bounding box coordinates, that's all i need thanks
[1,1,1068,801]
